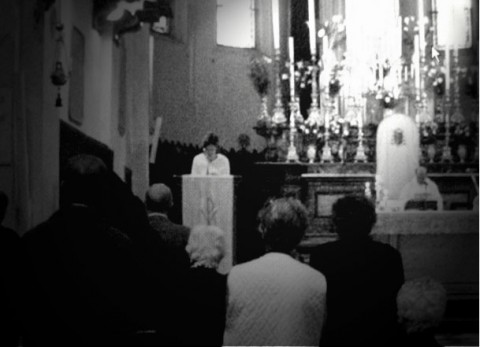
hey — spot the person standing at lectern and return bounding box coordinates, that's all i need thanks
[191,132,230,175]
[399,165,443,211]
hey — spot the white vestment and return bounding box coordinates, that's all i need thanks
[399,177,444,210]
[376,111,419,200]
[191,153,230,176]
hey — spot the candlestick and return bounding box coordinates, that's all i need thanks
[308,0,316,55]
[414,35,421,90]
[431,0,438,48]
[445,45,450,95]
[272,49,287,124]
[286,100,299,162]
[452,46,464,123]
[418,0,425,52]
[272,0,280,50]
[286,37,298,162]
[306,56,321,127]
[355,97,367,162]
[288,37,295,99]
[379,58,384,88]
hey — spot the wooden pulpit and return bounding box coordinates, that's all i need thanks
[181,175,237,274]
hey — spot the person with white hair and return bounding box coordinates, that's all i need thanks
[397,277,447,347]
[184,225,227,346]
[223,198,327,346]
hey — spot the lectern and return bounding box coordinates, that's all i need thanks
[181,175,237,274]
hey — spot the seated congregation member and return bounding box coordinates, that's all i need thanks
[0,192,22,347]
[223,197,327,346]
[310,195,405,346]
[146,183,190,262]
[191,132,230,175]
[399,165,443,211]
[396,277,447,347]
[184,225,227,346]
[21,155,174,346]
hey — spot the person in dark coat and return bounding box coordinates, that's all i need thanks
[310,195,405,347]
[0,191,22,347]
[184,225,227,347]
[145,183,190,256]
[21,154,178,346]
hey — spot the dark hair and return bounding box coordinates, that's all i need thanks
[332,195,377,239]
[257,197,309,253]
[0,191,8,223]
[60,154,108,208]
[202,132,219,148]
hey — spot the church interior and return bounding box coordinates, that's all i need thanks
[1,0,479,345]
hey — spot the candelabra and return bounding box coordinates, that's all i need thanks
[305,57,322,127]
[321,95,334,163]
[441,95,452,162]
[354,97,367,162]
[304,56,323,162]
[414,91,428,125]
[286,100,300,162]
[451,49,464,124]
[272,49,287,125]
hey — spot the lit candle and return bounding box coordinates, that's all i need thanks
[414,34,421,90]
[308,0,316,56]
[418,0,425,53]
[272,0,280,50]
[445,45,450,95]
[322,35,329,67]
[378,56,384,88]
[289,36,295,99]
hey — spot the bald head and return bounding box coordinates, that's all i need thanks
[146,183,173,213]
[415,166,428,184]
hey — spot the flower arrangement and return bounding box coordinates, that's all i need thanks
[420,121,439,144]
[248,56,271,97]
[375,89,397,109]
[328,64,343,97]
[318,15,346,50]
[426,61,445,96]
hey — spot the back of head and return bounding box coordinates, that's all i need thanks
[185,225,225,269]
[60,154,108,208]
[237,133,251,149]
[202,132,219,148]
[0,191,8,224]
[258,197,308,253]
[397,277,447,334]
[332,195,376,239]
[145,183,173,213]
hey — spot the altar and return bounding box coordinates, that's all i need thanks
[251,162,479,323]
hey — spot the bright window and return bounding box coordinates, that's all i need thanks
[216,0,255,48]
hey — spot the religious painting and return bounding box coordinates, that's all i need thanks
[69,26,85,125]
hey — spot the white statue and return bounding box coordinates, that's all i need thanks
[376,107,420,200]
